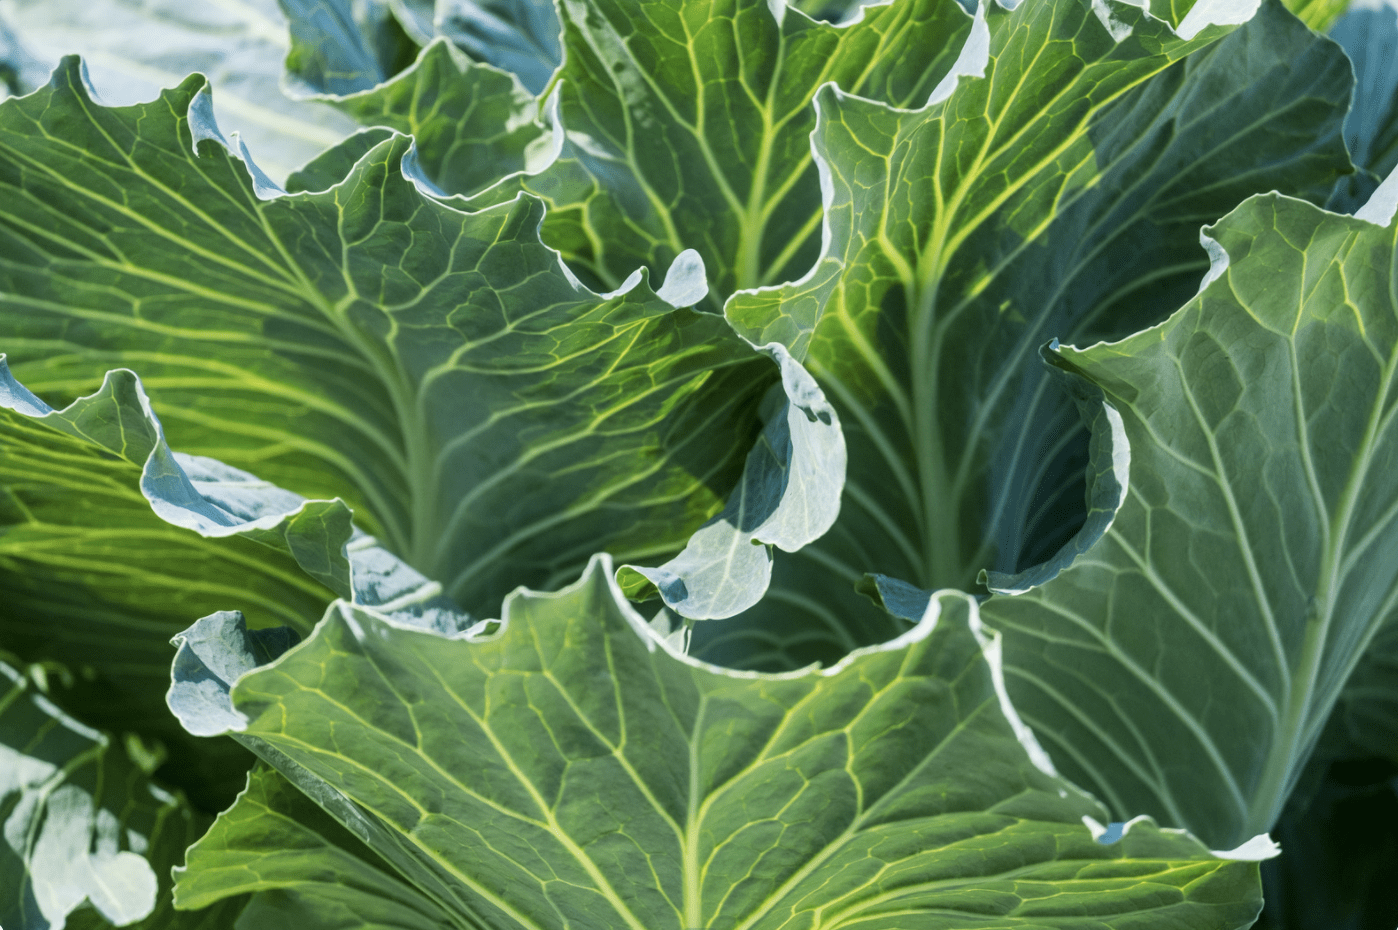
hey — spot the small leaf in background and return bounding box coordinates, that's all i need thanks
[0,0,358,182]
[0,655,220,930]
[0,63,834,622]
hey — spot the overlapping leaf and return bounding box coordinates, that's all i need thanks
[279,0,419,97]
[0,0,357,182]
[0,360,336,808]
[466,0,975,305]
[977,187,1398,850]
[0,654,217,930]
[167,550,1267,929]
[0,60,841,621]
[289,38,554,198]
[705,0,1353,667]
[174,765,452,930]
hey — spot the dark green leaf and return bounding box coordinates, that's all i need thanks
[709,0,1352,668]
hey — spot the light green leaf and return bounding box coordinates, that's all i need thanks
[710,0,1353,668]
[980,188,1398,850]
[0,655,203,930]
[0,0,357,183]
[0,360,335,808]
[174,765,449,929]
[0,60,837,621]
[467,0,975,305]
[169,553,1266,928]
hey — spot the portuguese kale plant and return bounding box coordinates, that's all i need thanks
[0,0,1396,926]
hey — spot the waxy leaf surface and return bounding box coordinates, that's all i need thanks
[0,61,840,620]
[983,190,1398,849]
[708,0,1353,668]
[168,555,1266,929]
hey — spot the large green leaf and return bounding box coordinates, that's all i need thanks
[0,0,358,183]
[0,654,214,929]
[0,60,842,621]
[0,360,337,809]
[708,0,1353,667]
[466,0,975,305]
[977,186,1398,850]
[167,552,1268,928]
[433,0,562,95]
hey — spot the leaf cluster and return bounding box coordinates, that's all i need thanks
[1,0,1397,926]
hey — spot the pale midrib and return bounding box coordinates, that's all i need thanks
[1010,668,1181,822]
[1246,259,1398,836]
[903,33,1207,586]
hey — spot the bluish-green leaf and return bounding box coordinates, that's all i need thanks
[1323,0,1398,211]
[279,0,419,96]
[434,0,562,95]
[0,60,835,620]
[982,185,1398,848]
[169,553,1267,928]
